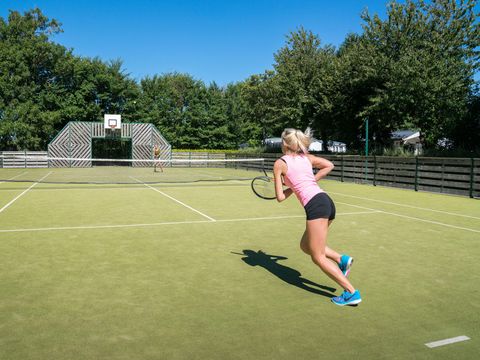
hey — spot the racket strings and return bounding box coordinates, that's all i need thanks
[251,176,276,199]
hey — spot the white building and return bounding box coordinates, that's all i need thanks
[263,137,347,153]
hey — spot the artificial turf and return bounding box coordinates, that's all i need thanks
[0,168,478,359]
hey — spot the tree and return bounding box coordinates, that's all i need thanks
[332,33,389,151]
[240,71,278,144]
[272,28,337,142]
[0,8,140,150]
[138,73,237,149]
[202,82,236,149]
[450,90,480,153]
[359,0,480,149]
[223,82,252,147]
[0,8,65,149]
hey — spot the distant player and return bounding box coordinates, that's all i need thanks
[153,144,163,173]
[273,128,361,306]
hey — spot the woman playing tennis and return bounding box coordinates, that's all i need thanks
[153,144,163,173]
[273,128,361,306]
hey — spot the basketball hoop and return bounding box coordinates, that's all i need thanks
[105,118,120,138]
[108,119,118,129]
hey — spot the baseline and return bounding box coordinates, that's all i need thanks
[425,335,470,348]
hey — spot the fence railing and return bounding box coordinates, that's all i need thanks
[0,151,49,168]
[253,153,479,199]
[171,151,226,167]
[328,155,479,198]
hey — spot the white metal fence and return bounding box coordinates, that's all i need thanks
[0,151,49,168]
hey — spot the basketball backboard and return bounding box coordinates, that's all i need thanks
[104,114,122,129]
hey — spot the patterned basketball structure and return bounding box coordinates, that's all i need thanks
[48,122,171,167]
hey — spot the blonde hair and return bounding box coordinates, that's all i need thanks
[281,127,313,154]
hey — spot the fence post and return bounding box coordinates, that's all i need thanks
[341,155,344,182]
[470,158,474,199]
[364,155,368,183]
[68,123,72,168]
[373,155,377,186]
[414,156,419,192]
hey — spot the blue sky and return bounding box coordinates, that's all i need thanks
[1,1,478,85]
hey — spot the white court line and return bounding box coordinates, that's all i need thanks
[8,183,251,192]
[130,176,216,222]
[0,211,378,233]
[215,211,378,224]
[336,201,480,234]
[425,336,470,348]
[0,220,211,233]
[330,191,480,220]
[0,171,29,184]
[0,172,51,214]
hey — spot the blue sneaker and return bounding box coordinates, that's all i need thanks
[331,290,362,306]
[339,255,353,277]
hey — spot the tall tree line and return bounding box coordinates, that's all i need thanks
[1,1,479,153]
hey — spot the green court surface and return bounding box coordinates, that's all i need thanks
[0,167,479,360]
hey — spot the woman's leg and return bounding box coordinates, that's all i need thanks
[300,227,341,264]
[304,218,355,293]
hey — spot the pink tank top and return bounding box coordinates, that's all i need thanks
[281,154,323,206]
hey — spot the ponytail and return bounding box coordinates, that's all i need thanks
[281,127,313,154]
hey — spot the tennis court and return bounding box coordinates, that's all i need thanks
[0,166,479,360]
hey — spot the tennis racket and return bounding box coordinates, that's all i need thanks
[252,175,290,200]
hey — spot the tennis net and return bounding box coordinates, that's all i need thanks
[0,154,268,185]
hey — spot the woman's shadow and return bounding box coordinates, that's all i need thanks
[232,249,336,298]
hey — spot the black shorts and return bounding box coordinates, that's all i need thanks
[304,193,336,221]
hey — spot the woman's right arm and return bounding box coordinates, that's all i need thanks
[307,154,334,182]
[273,159,292,202]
